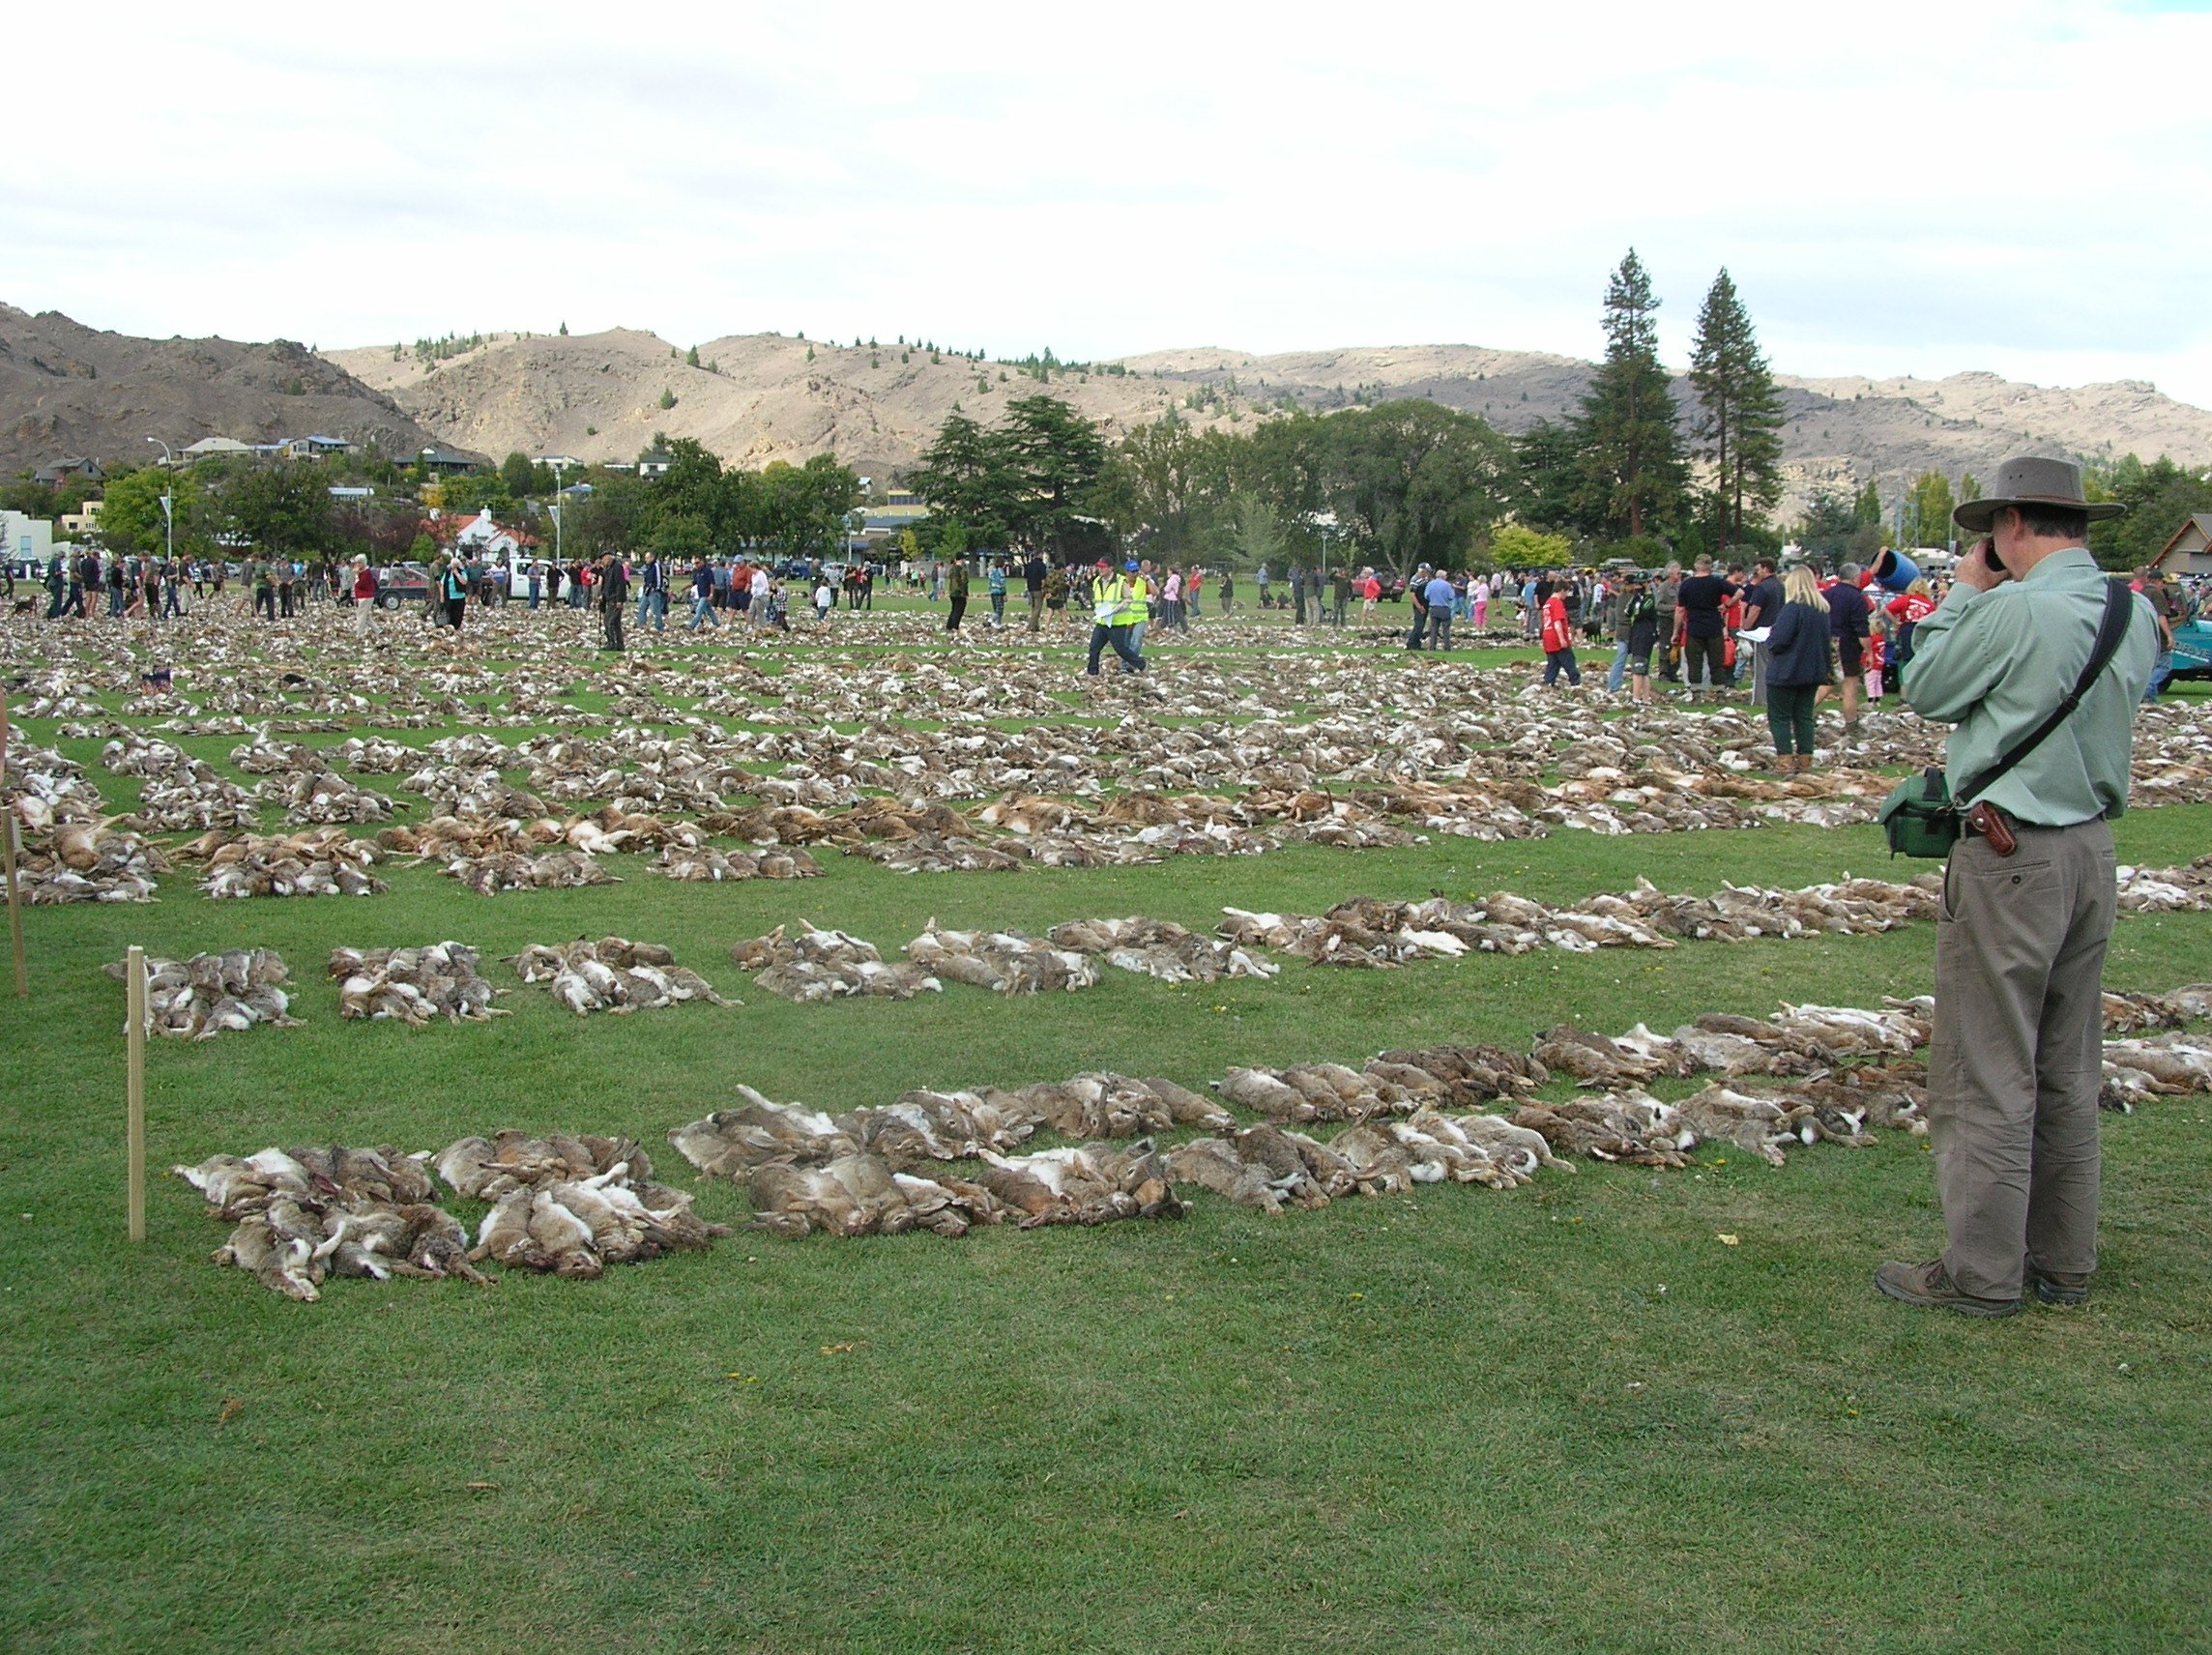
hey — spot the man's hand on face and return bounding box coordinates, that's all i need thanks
[1956,537,2008,593]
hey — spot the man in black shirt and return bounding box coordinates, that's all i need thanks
[1673,556,1737,703]
[1825,562,1873,729]
[1023,552,1047,632]
[1741,557,1782,708]
[597,553,628,651]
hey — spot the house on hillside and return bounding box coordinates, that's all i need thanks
[415,446,480,475]
[59,500,103,537]
[534,453,585,472]
[32,456,103,487]
[282,435,358,460]
[637,450,672,479]
[2154,513,2212,577]
[180,437,255,463]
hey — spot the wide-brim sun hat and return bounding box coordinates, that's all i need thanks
[1954,455,2125,534]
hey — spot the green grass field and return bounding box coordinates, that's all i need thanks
[3,615,2210,1654]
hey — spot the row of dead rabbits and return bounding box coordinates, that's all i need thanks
[177,981,2212,1296]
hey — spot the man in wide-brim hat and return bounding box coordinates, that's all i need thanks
[1877,456,2157,1318]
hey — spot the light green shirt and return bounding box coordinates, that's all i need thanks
[1906,546,2158,827]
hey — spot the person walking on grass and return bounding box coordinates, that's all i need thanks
[1761,566,1833,772]
[688,559,719,630]
[352,556,377,636]
[1741,556,1782,709]
[1877,458,2157,1319]
[1605,575,1639,693]
[1024,550,1047,632]
[1624,574,1661,703]
[1824,563,1874,731]
[597,552,627,651]
[1674,555,1736,701]
[637,552,667,632]
[440,557,468,632]
[1422,567,1456,651]
[1540,579,1582,686]
[946,556,969,635]
[987,557,1007,627]
[1084,559,1144,676]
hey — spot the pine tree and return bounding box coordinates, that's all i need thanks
[686,344,700,366]
[1687,269,1785,551]
[1567,249,1686,539]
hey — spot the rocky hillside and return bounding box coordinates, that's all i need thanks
[0,305,452,478]
[331,328,2212,522]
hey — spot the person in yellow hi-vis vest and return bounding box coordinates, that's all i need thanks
[1124,559,1154,656]
[1086,559,1146,676]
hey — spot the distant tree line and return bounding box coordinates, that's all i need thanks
[902,252,1801,571]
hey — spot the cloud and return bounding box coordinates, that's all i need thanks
[7,0,2209,403]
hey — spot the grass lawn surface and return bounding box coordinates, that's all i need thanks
[2,615,2209,1654]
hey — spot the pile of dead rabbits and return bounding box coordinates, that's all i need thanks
[175,1130,728,1300]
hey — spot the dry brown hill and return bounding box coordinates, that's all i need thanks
[0,305,451,478]
[330,327,2212,521]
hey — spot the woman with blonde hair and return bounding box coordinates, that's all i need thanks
[1761,565,1833,772]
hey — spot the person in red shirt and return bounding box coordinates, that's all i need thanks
[351,555,378,636]
[1540,579,1582,686]
[1884,578,1937,683]
[1720,585,1747,679]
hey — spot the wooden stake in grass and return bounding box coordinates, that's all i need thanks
[1,682,20,998]
[1,809,23,1000]
[127,944,146,1243]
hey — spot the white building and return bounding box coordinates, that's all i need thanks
[1,510,57,570]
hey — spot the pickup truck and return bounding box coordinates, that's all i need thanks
[370,563,433,609]
[2168,616,2212,681]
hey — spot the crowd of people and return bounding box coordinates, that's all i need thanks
[16,550,341,621]
[17,538,2201,710]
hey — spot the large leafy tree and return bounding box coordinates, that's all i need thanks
[1568,249,1687,539]
[1509,419,1583,534]
[99,466,207,556]
[756,454,859,560]
[906,411,1016,546]
[1906,471,1956,549]
[999,394,1106,555]
[221,462,334,557]
[1314,400,1514,574]
[1686,268,1784,551]
[1094,416,1214,557]
[2086,454,2212,570]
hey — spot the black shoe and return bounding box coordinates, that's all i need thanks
[2024,1263,2090,1306]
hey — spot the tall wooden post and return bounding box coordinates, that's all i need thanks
[1,812,23,999]
[2,677,21,999]
[127,945,146,1242]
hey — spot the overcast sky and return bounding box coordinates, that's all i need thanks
[10,1,2209,401]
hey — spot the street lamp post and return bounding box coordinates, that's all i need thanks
[144,438,175,568]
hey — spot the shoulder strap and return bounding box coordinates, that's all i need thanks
[1959,579,2135,805]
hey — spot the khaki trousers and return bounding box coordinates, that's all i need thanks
[1928,818,2115,1299]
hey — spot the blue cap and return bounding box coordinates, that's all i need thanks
[1124,560,1139,571]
